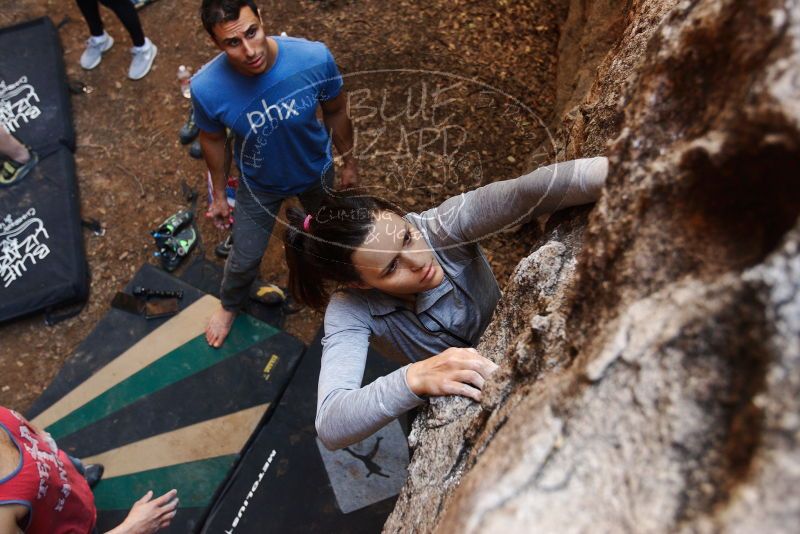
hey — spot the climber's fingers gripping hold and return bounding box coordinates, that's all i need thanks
[406,347,499,401]
[443,380,482,402]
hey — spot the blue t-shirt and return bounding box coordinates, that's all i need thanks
[191,36,343,195]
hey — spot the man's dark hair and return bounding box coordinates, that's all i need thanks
[200,0,259,37]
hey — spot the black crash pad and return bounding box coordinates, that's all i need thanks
[27,264,305,533]
[200,328,410,533]
[0,17,76,151]
[0,146,86,322]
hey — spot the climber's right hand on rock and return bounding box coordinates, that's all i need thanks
[406,347,498,402]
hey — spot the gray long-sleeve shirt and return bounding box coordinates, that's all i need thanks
[316,157,608,449]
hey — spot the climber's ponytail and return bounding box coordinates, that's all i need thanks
[284,192,401,310]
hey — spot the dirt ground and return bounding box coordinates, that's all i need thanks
[0,0,564,413]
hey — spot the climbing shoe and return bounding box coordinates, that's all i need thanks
[155,225,197,272]
[83,464,104,489]
[250,283,286,306]
[179,109,199,145]
[151,210,197,271]
[0,149,38,188]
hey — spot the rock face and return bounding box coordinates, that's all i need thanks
[384,0,800,532]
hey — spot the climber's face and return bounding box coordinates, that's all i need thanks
[350,211,445,298]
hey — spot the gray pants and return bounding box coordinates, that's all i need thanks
[221,170,333,311]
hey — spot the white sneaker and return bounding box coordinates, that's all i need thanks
[80,31,114,70]
[128,37,157,80]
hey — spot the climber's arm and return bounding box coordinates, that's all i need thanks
[316,295,499,450]
[417,157,608,246]
[316,294,426,450]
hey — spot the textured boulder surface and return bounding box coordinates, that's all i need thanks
[384,0,800,532]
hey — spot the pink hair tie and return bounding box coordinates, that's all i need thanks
[303,214,313,232]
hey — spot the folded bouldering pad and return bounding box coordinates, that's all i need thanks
[199,328,410,533]
[27,264,305,533]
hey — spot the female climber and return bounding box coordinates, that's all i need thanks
[283,157,609,450]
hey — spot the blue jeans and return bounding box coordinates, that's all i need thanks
[67,454,86,475]
[220,170,333,311]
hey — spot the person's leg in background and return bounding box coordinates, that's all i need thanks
[242,171,333,307]
[75,0,157,79]
[98,0,145,46]
[75,0,115,69]
[207,183,284,347]
[251,168,332,307]
[75,0,106,39]
[0,127,37,187]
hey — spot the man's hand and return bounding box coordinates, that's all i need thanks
[339,160,358,189]
[406,347,498,402]
[198,128,231,230]
[206,190,231,230]
[109,489,179,534]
